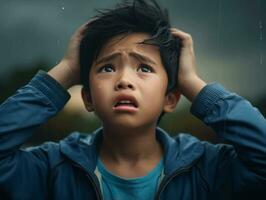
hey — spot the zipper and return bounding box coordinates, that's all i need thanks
[73,163,103,200]
[86,173,103,200]
[154,160,198,200]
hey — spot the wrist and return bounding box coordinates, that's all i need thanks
[178,76,207,102]
[48,61,77,90]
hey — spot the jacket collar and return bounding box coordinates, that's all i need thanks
[60,127,204,176]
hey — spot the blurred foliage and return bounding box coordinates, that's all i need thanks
[1,63,265,146]
[256,97,266,117]
[0,61,50,102]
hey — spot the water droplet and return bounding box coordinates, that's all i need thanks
[259,20,263,41]
[259,21,263,29]
[62,7,65,10]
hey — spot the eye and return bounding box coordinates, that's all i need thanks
[98,64,115,73]
[137,64,154,73]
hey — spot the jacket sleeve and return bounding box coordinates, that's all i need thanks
[0,70,70,198]
[190,83,266,196]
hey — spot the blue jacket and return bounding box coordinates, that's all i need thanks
[0,71,266,200]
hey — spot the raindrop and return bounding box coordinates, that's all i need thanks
[258,20,263,65]
[216,0,222,52]
[259,20,263,41]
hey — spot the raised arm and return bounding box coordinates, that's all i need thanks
[0,20,93,198]
[170,28,206,102]
[48,20,93,89]
[171,28,266,196]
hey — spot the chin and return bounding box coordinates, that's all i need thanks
[109,120,141,129]
[104,117,156,130]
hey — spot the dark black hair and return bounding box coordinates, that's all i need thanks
[80,0,180,123]
[80,0,180,91]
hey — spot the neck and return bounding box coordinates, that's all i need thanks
[99,124,163,164]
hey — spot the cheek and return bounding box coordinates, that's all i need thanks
[89,75,104,101]
[142,76,168,106]
[89,83,111,118]
[95,84,103,91]
[90,83,108,103]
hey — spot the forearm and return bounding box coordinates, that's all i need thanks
[0,71,70,158]
[179,76,207,102]
[191,83,266,171]
[48,61,77,90]
[47,21,92,89]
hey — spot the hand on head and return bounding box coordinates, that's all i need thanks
[48,18,97,89]
[170,28,206,101]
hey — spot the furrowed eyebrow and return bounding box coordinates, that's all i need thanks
[129,52,157,65]
[95,52,121,65]
[95,52,157,66]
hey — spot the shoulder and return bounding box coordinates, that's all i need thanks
[172,133,236,174]
[24,140,62,169]
[186,135,237,188]
[24,131,91,168]
[198,139,237,172]
[175,133,237,187]
[173,133,236,158]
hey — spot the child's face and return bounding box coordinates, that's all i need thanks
[83,32,175,128]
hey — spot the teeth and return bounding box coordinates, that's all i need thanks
[119,100,131,103]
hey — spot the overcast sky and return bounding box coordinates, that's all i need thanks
[0,0,265,101]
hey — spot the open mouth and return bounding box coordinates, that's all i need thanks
[114,100,138,108]
[113,95,139,112]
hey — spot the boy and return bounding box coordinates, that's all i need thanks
[0,0,266,199]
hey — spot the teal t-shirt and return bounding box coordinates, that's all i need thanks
[96,158,164,200]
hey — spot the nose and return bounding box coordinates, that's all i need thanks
[115,80,135,90]
[114,69,135,91]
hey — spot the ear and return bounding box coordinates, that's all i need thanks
[163,88,181,113]
[81,87,94,112]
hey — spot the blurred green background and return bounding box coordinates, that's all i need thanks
[0,0,265,146]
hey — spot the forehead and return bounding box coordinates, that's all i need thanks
[96,32,162,62]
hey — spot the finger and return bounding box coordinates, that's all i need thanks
[76,18,98,36]
[170,28,191,40]
[170,28,193,46]
[82,17,98,28]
